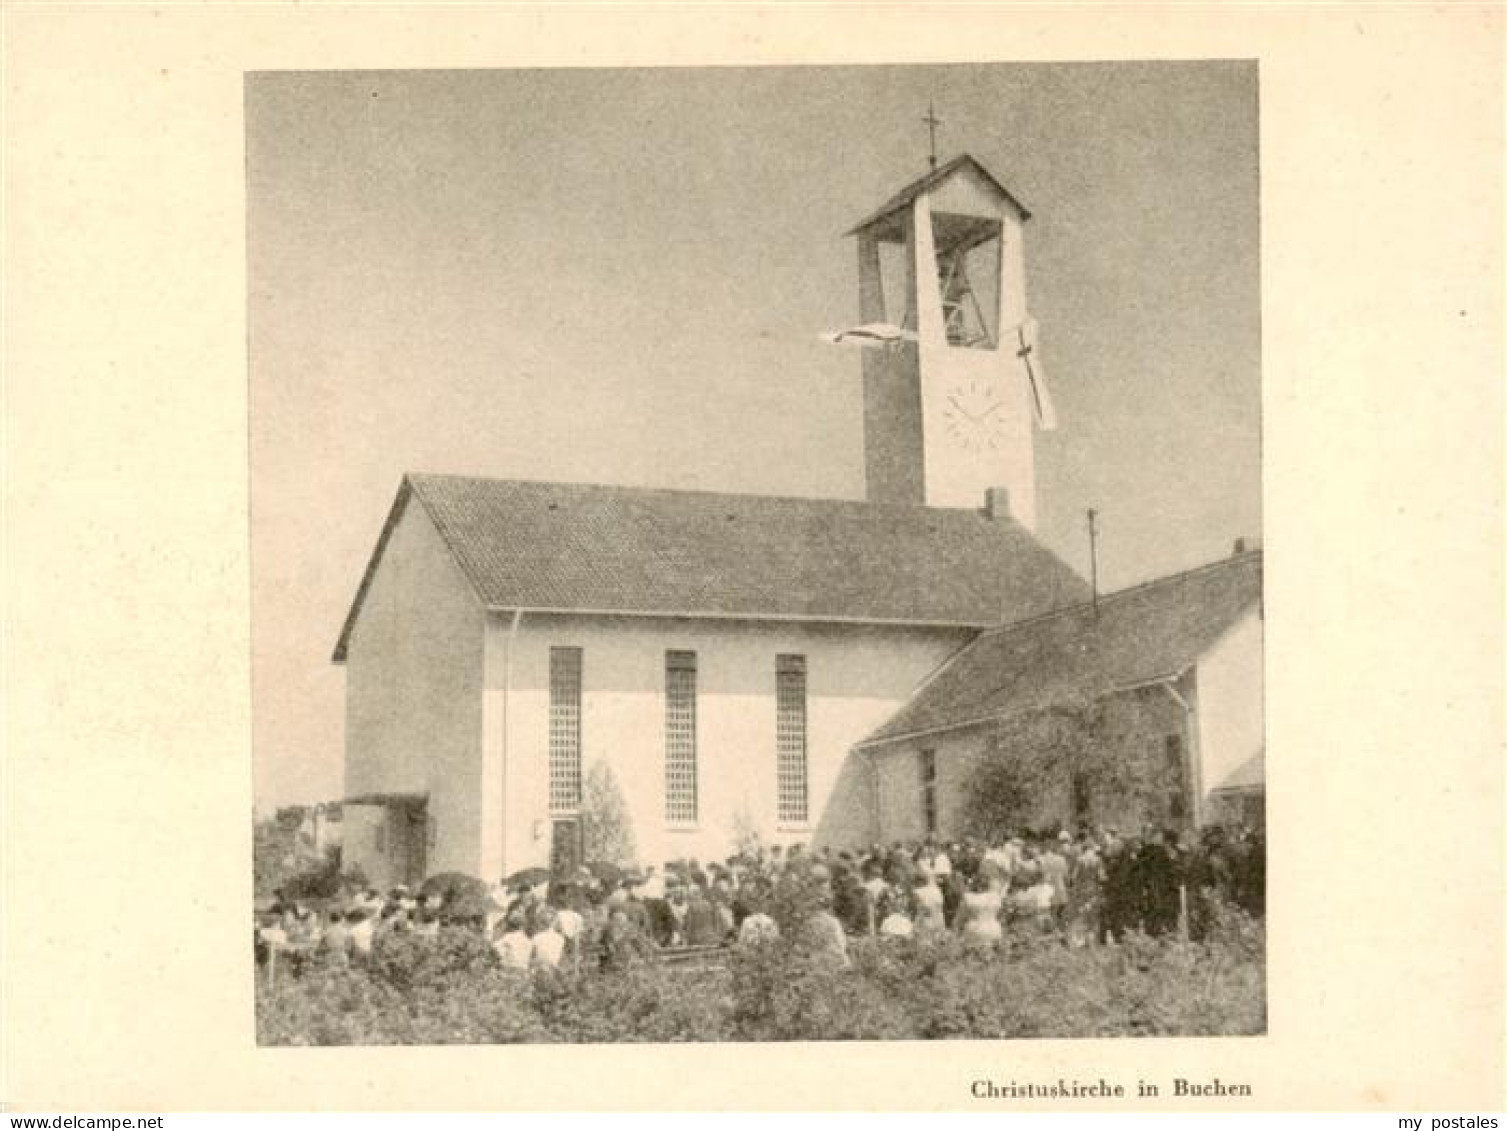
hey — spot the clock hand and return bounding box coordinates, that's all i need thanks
[946,394,979,423]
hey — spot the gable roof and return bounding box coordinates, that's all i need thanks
[845,153,1032,238]
[860,550,1263,746]
[333,474,1090,661]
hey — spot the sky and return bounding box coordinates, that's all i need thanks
[248,62,1261,811]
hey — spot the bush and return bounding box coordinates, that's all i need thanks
[581,761,636,867]
[257,916,1265,1045]
[278,850,367,902]
[367,925,498,990]
[530,963,732,1043]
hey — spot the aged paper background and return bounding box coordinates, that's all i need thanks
[3,3,1502,1112]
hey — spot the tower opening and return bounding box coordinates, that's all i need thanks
[931,211,1002,349]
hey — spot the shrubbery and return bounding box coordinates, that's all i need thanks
[276,850,367,902]
[256,909,1264,1045]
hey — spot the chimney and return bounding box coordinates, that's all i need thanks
[1233,536,1262,556]
[984,487,1012,521]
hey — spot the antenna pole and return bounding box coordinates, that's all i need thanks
[922,101,942,170]
[1087,508,1100,617]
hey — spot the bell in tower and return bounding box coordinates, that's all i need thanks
[826,151,1056,527]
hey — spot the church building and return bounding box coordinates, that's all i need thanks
[333,154,1263,889]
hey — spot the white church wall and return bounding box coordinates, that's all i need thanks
[490,613,972,874]
[1195,609,1265,806]
[343,499,487,882]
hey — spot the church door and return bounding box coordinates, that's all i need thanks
[549,818,583,880]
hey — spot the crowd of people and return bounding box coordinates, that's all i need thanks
[255,823,1264,977]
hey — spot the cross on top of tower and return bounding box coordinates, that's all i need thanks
[922,101,943,170]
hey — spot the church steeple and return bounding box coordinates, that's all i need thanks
[833,153,1055,527]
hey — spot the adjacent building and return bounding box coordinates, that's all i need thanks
[857,549,1264,842]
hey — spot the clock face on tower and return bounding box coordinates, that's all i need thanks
[940,378,1007,454]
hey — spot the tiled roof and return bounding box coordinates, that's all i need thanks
[861,550,1263,746]
[845,153,1032,237]
[333,474,1089,661]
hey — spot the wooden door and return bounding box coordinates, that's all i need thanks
[549,818,582,880]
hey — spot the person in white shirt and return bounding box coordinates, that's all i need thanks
[346,909,375,959]
[1011,874,1056,933]
[912,873,947,933]
[554,905,584,948]
[931,846,953,879]
[960,874,1004,947]
[878,909,914,939]
[639,866,666,901]
[529,909,566,970]
[485,880,510,934]
[493,912,533,970]
[258,918,289,952]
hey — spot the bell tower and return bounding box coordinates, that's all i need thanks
[838,154,1055,527]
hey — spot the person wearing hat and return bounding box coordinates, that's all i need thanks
[1066,836,1105,947]
[799,890,850,970]
[600,907,652,971]
[827,862,869,938]
[682,883,721,947]
[611,877,647,936]
[1038,838,1071,930]
[664,883,690,947]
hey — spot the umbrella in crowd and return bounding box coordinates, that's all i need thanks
[419,872,491,921]
[506,866,552,889]
[583,861,623,887]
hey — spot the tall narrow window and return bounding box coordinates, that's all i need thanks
[664,650,698,823]
[776,654,808,824]
[919,748,938,835]
[548,646,583,813]
[1164,734,1187,820]
[1071,771,1092,824]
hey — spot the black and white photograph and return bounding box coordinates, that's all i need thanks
[6,2,1504,1113]
[248,62,1266,1045]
